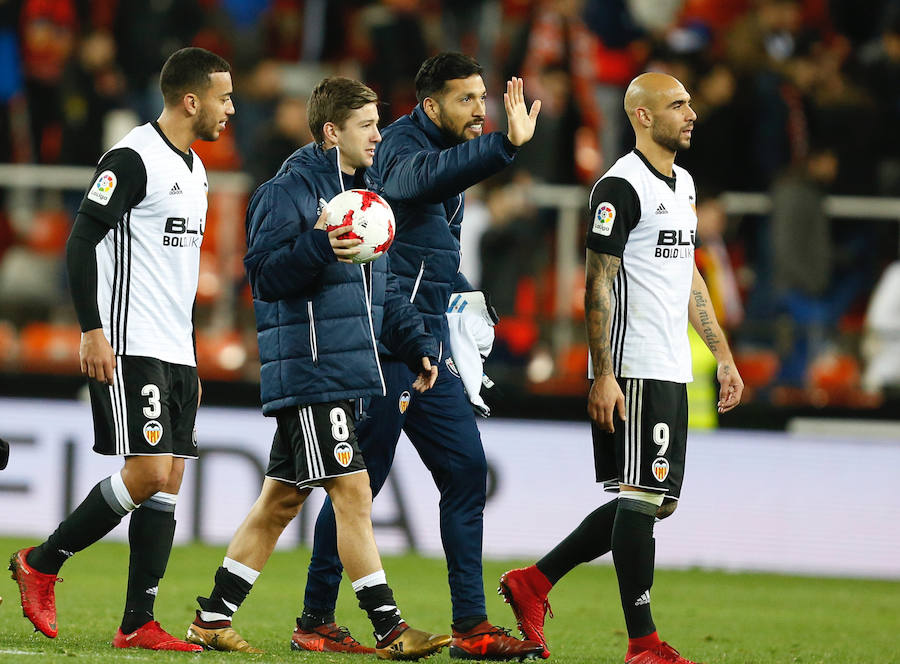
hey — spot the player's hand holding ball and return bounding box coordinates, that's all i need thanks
[319,189,396,264]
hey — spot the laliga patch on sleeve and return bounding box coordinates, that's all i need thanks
[592,202,616,236]
[87,170,117,206]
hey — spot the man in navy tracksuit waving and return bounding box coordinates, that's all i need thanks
[185,77,451,658]
[299,53,544,660]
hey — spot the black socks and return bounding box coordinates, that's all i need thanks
[611,498,658,639]
[356,583,402,642]
[536,499,618,584]
[300,608,336,630]
[121,498,176,633]
[197,565,254,622]
[27,477,131,575]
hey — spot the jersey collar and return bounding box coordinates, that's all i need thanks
[151,122,194,171]
[633,149,676,192]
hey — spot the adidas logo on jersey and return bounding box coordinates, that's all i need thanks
[169,182,183,195]
[634,590,651,606]
[655,203,668,214]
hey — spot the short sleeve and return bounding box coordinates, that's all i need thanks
[77,148,147,228]
[585,176,641,258]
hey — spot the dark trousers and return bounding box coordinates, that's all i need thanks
[303,358,488,622]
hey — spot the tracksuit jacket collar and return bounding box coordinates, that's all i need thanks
[299,142,369,189]
[411,105,455,150]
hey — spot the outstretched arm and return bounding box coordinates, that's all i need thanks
[585,249,626,432]
[689,263,744,413]
[382,77,540,203]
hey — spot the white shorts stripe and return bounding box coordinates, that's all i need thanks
[635,378,644,486]
[308,407,326,477]
[625,379,635,484]
[109,364,127,455]
[107,383,119,454]
[118,364,130,455]
[299,407,325,479]
[631,379,640,485]
[624,378,645,486]
[298,408,317,479]
[304,407,326,478]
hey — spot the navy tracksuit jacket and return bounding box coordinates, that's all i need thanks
[244,143,437,414]
[305,105,518,622]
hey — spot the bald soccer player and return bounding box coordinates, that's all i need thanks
[497,73,744,664]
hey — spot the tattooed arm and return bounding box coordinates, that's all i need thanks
[688,264,744,412]
[585,249,627,431]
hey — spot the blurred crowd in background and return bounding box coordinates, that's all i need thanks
[1,0,900,418]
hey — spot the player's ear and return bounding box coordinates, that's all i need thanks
[183,92,200,117]
[636,107,652,128]
[322,121,338,145]
[422,97,439,123]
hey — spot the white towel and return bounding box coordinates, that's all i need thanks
[446,291,497,417]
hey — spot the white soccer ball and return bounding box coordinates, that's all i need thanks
[325,189,395,264]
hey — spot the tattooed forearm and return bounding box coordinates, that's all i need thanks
[691,288,720,353]
[585,251,621,376]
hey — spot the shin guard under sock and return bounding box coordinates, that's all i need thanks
[611,498,657,640]
[121,494,176,633]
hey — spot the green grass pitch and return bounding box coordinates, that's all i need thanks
[0,536,897,663]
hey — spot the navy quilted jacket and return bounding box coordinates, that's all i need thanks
[374,105,518,354]
[245,143,437,415]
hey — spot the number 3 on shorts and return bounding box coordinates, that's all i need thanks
[329,407,349,442]
[653,422,669,457]
[142,384,161,418]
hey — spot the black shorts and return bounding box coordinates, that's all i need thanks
[266,401,367,490]
[593,377,687,499]
[89,355,199,458]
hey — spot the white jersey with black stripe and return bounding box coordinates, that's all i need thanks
[86,124,208,367]
[586,150,697,383]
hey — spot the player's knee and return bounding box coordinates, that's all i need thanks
[273,493,304,526]
[447,452,487,488]
[258,482,305,527]
[126,470,170,503]
[329,476,373,523]
[122,457,175,502]
[656,501,677,520]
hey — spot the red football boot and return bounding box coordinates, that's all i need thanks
[291,620,376,654]
[498,567,553,658]
[9,547,61,638]
[450,621,544,661]
[112,620,204,651]
[626,642,702,664]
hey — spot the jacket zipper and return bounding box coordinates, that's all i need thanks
[307,301,319,366]
[360,264,386,395]
[410,259,425,303]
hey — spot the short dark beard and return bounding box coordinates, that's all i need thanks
[652,123,689,153]
[435,106,469,145]
[194,106,219,142]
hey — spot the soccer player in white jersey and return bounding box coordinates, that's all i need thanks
[9,47,234,652]
[498,73,744,664]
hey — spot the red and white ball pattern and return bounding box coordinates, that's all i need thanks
[325,189,395,264]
